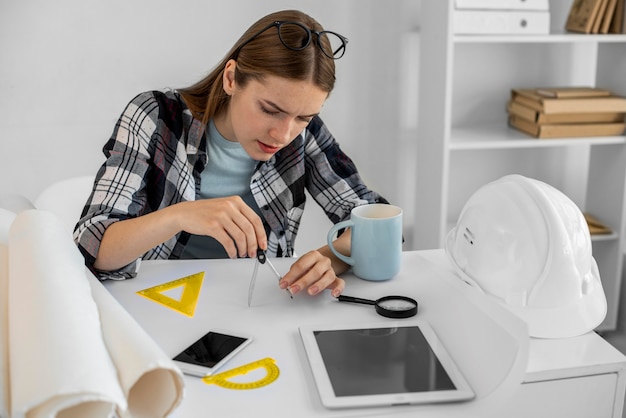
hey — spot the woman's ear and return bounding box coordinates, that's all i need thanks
[222,59,237,95]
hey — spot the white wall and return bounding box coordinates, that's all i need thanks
[0,0,420,253]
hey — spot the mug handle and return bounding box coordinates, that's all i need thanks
[327,220,354,266]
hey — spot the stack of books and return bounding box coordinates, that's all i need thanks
[585,212,613,235]
[507,87,626,138]
[453,0,550,35]
[565,0,625,34]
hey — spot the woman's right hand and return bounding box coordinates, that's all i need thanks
[175,196,267,258]
[94,196,267,272]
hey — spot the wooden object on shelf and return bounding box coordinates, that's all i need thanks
[609,0,624,33]
[591,0,610,33]
[512,89,626,114]
[600,0,619,33]
[566,0,606,33]
[509,87,626,138]
[509,115,626,138]
[536,87,612,98]
[585,212,613,234]
[566,0,624,33]
[507,100,626,124]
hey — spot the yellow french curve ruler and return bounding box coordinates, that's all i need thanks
[136,271,204,317]
[202,358,280,390]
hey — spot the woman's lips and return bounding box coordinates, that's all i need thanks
[258,141,280,154]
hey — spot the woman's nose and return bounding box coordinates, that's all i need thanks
[269,118,293,143]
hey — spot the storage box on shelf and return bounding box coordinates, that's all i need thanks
[453,0,550,35]
[416,0,626,334]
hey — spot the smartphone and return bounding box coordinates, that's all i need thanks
[172,330,253,377]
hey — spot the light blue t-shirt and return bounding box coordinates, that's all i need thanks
[181,120,261,259]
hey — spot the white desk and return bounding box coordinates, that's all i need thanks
[104,250,626,418]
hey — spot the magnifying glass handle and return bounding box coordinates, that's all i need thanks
[337,295,377,306]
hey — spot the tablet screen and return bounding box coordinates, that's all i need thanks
[314,326,455,397]
[299,321,474,409]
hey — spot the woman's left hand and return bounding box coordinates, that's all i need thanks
[280,250,345,297]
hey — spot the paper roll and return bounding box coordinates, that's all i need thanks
[7,210,184,418]
[0,208,16,418]
[9,209,124,418]
[88,273,184,418]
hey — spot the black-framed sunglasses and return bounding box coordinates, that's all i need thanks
[233,21,348,60]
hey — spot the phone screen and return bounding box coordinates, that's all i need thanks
[173,331,252,376]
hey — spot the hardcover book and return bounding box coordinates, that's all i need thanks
[509,115,626,138]
[566,0,605,33]
[507,100,625,124]
[511,89,626,114]
[535,87,611,98]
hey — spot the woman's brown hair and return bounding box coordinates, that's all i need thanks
[178,10,337,127]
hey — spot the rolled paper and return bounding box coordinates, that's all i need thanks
[0,208,16,418]
[7,210,184,418]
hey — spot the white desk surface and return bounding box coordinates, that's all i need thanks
[104,250,626,418]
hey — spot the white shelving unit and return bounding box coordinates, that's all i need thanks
[415,0,626,331]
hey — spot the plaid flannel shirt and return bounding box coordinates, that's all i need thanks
[74,90,387,279]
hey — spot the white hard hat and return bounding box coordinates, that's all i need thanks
[445,174,607,339]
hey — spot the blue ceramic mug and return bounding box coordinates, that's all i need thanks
[327,204,403,281]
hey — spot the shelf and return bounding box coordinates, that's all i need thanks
[591,232,620,242]
[450,123,626,150]
[445,220,618,243]
[454,33,626,44]
[417,0,626,332]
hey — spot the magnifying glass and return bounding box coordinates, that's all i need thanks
[336,295,418,319]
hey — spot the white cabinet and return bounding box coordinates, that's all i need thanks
[512,333,626,418]
[511,374,618,418]
[415,0,626,331]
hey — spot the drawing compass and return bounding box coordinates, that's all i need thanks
[248,248,293,307]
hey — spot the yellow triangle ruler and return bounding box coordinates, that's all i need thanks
[136,271,204,317]
[202,358,280,390]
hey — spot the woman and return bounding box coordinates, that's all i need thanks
[74,9,387,297]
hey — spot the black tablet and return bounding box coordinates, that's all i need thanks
[299,320,475,409]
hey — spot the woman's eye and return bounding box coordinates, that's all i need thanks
[261,106,279,116]
[260,104,312,124]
